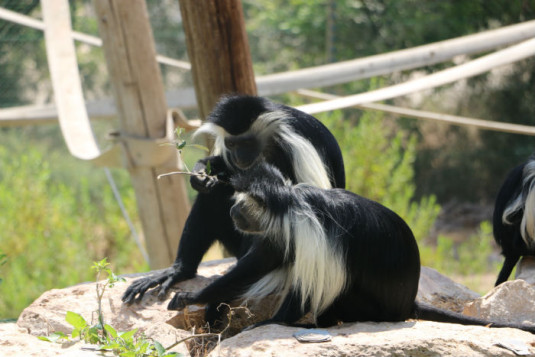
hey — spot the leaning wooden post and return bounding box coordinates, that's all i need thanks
[179,0,257,119]
[93,0,190,269]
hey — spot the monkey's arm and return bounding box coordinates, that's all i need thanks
[122,183,237,305]
[190,155,230,193]
[167,241,284,310]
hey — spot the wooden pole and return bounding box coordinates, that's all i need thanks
[93,0,190,269]
[179,0,257,119]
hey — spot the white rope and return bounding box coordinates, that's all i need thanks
[297,37,535,115]
[4,7,535,84]
[104,168,149,263]
[0,6,191,70]
[257,20,535,95]
[298,89,535,136]
[3,5,535,136]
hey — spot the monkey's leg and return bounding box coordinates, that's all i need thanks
[495,253,520,286]
[122,185,237,305]
[245,289,309,330]
[167,242,284,310]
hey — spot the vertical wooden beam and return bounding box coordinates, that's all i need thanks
[179,0,257,119]
[93,0,190,269]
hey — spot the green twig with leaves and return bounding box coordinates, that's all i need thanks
[157,128,214,180]
[39,258,180,356]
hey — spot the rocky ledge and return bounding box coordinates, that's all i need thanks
[2,258,535,356]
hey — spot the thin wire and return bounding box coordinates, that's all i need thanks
[103,167,149,264]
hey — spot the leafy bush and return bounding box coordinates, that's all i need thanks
[0,130,147,319]
[39,259,180,356]
[318,109,441,244]
[433,221,498,276]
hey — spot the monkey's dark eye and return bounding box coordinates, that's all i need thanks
[224,138,238,150]
[251,195,265,207]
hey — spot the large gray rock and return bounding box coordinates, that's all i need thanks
[210,321,535,357]
[0,323,98,357]
[417,266,480,312]
[4,259,534,357]
[464,279,535,327]
[515,256,535,285]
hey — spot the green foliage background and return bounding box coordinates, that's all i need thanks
[0,128,147,318]
[2,0,534,317]
[318,110,440,245]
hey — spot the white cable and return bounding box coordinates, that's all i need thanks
[297,37,535,115]
[104,168,149,263]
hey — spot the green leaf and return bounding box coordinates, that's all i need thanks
[71,328,80,339]
[205,160,212,176]
[118,328,138,341]
[104,324,118,338]
[100,342,121,350]
[153,340,165,356]
[48,331,68,342]
[87,326,101,344]
[176,140,187,150]
[65,311,87,330]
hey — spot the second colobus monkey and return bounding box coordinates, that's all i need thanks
[493,153,535,286]
[169,163,535,333]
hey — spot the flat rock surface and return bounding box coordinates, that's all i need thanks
[210,321,535,357]
[3,259,535,356]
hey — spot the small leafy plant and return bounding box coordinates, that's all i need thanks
[39,258,180,356]
[158,128,213,180]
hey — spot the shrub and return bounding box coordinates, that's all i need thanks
[0,138,146,318]
[317,109,441,245]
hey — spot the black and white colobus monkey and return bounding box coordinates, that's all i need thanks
[168,163,535,333]
[493,153,535,286]
[122,95,346,316]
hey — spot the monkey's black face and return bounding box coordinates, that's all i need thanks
[224,134,262,170]
[230,193,266,234]
[230,163,293,235]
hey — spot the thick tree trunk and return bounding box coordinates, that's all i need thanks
[179,0,257,119]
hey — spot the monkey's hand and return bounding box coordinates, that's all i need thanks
[167,292,195,311]
[190,156,229,193]
[121,267,195,305]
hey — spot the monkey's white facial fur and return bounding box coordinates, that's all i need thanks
[193,111,332,189]
[503,159,535,247]
[230,192,282,235]
[237,185,347,320]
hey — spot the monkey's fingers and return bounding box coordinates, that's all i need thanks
[121,277,161,305]
[156,276,177,300]
[190,174,212,193]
